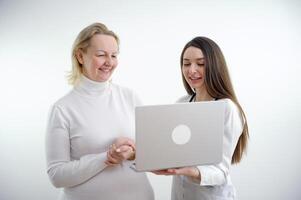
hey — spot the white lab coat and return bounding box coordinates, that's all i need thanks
[171,96,243,200]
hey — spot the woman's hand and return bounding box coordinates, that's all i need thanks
[113,137,135,151]
[105,137,135,166]
[152,167,201,180]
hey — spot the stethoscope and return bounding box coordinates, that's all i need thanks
[189,93,196,102]
[189,93,218,102]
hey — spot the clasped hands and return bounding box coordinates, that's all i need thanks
[105,137,135,166]
[105,137,200,181]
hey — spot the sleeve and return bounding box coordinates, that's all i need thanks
[132,90,143,107]
[176,95,191,103]
[195,99,243,186]
[45,105,108,188]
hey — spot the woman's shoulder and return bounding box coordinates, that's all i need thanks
[218,98,242,120]
[51,90,75,108]
[111,83,142,105]
[218,98,238,110]
[176,94,192,103]
[111,83,136,96]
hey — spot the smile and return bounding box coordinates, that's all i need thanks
[189,76,202,80]
[98,68,111,72]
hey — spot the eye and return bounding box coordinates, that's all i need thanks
[111,54,118,58]
[183,63,190,67]
[96,54,105,57]
[197,63,204,67]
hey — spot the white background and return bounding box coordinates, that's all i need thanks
[0,0,300,199]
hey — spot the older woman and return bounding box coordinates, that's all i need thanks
[45,22,154,200]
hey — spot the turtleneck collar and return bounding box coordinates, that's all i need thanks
[74,75,110,97]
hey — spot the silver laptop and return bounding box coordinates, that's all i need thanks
[134,101,225,172]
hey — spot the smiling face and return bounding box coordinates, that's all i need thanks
[76,34,119,82]
[182,46,206,92]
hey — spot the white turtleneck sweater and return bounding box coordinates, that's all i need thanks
[45,76,154,200]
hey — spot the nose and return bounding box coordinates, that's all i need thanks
[189,64,198,74]
[105,56,113,67]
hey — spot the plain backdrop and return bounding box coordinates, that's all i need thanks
[0,0,300,199]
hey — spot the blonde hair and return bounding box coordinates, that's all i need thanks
[68,22,120,85]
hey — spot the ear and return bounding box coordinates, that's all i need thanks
[75,49,84,65]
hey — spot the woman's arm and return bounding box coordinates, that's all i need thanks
[196,99,243,185]
[45,106,108,188]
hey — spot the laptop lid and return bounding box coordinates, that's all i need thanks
[135,101,225,172]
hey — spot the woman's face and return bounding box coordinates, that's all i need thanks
[182,46,206,91]
[77,34,119,82]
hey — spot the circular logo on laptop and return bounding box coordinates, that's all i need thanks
[171,124,191,145]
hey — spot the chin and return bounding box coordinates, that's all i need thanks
[100,76,111,82]
[190,84,204,90]
[96,73,111,81]
[190,83,201,87]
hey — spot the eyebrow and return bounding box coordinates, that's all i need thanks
[183,58,204,61]
[96,50,119,54]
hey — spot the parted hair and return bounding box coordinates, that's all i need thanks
[180,36,249,164]
[68,22,119,85]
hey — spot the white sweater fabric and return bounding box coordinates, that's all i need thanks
[171,95,244,200]
[45,76,154,200]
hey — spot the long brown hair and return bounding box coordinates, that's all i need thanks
[180,36,249,164]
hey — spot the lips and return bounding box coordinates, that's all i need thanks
[188,76,202,85]
[98,68,111,72]
[189,76,202,80]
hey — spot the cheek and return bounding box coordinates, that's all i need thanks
[83,57,97,69]
[200,68,205,75]
[182,69,189,78]
[113,60,118,68]
[93,58,105,67]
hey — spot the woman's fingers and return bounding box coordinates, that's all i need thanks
[116,145,131,153]
[114,137,135,150]
[115,145,134,160]
[151,169,176,175]
[106,138,136,167]
[105,160,118,166]
[162,167,200,178]
[107,149,121,164]
[107,145,130,163]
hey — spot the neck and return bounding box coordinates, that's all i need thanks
[74,75,110,97]
[195,88,214,102]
